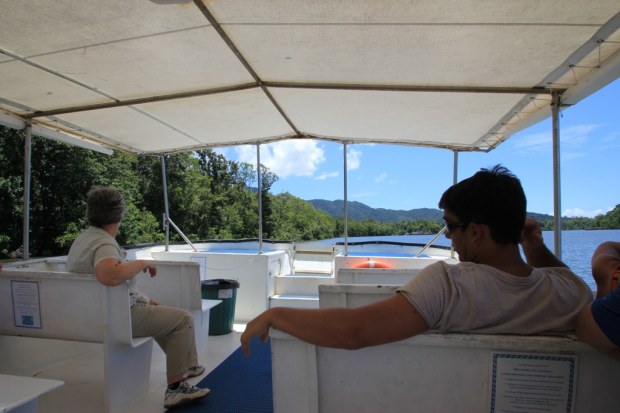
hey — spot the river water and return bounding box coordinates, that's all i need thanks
[306,229,620,292]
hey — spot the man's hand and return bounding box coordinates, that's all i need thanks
[519,217,567,268]
[591,241,620,297]
[520,217,543,248]
[240,310,273,356]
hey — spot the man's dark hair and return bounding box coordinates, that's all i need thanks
[438,165,526,244]
[86,186,125,228]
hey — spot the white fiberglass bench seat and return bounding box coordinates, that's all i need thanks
[0,268,152,413]
[0,259,220,413]
[0,374,63,413]
[133,260,222,354]
[270,284,620,413]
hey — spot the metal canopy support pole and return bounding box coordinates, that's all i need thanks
[257,144,263,253]
[551,91,563,258]
[451,150,459,259]
[161,155,170,251]
[343,142,348,256]
[452,150,458,185]
[22,122,32,260]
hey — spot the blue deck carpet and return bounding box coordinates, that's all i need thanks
[170,337,273,412]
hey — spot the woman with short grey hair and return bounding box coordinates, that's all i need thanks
[67,186,210,409]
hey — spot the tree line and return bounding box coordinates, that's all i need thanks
[1,126,618,259]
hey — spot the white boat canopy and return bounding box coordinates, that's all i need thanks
[1,0,619,155]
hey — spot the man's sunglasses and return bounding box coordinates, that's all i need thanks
[444,221,468,234]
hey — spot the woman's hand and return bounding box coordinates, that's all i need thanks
[142,261,157,277]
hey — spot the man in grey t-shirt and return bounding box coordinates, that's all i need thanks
[240,165,592,355]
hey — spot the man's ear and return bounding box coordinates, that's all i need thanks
[468,222,487,242]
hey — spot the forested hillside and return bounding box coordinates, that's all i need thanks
[308,199,444,222]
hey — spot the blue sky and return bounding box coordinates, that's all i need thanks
[218,78,619,218]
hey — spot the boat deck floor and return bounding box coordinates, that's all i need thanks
[34,325,245,413]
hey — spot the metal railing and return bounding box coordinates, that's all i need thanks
[163,215,197,252]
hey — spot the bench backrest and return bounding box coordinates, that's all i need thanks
[1,259,203,344]
[5,257,202,303]
[319,283,399,308]
[0,269,133,345]
[336,268,420,285]
[134,260,202,310]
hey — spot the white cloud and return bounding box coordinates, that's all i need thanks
[315,171,339,180]
[562,207,612,218]
[234,141,325,178]
[213,147,230,157]
[374,172,388,183]
[233,145,255,163]
[347,147,362,170]
[512,124,599,154]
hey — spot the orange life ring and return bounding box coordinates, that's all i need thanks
[352,260,394,269]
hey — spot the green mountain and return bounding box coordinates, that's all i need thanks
[308,200,442,222]
[308,199,554,223]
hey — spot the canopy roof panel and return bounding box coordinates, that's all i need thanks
[0,0,619,155]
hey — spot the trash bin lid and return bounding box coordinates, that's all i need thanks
[201,279,240,289]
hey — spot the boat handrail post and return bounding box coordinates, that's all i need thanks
[166,216,197,252]
[161,155,171,251]
[416,226,447,257]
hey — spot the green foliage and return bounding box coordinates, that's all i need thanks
[0,126,170,256]
[269,192,339,240]
[118,203,164,245]
[0,127,26,256]
[533,211,620,231]
[0,234,10,256]
[346,219,444,237]
[594,205,620,229]
[55,221,86,249]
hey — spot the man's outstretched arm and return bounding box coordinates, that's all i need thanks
[240,293,428,356]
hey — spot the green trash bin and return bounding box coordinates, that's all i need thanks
[201,279,240,336]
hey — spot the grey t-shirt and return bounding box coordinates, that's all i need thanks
[67,226,148,306]
[397,261,593,334]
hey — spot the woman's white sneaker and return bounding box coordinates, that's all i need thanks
[164,381,210,409]
[183,364,206,379]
